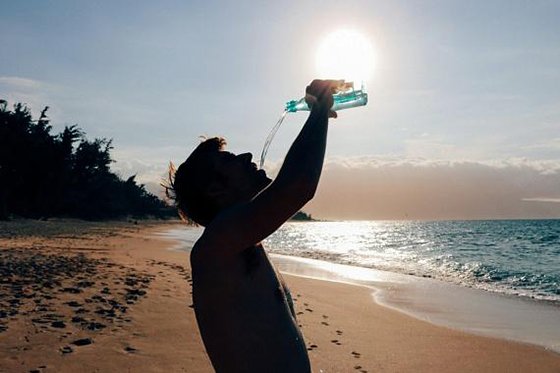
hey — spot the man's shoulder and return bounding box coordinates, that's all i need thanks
[193,227,219,250]
[190,228,230,261]
[191,233,210,257]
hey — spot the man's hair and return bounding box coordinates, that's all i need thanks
[166,137,227,226]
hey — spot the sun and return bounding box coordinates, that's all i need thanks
[315,29,375,86]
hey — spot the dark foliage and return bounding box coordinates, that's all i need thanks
[0,100,173,220]
[291,211,314,221]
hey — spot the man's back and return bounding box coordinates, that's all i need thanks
[191,242,311,372]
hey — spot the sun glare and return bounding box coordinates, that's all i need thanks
[316,29,375,86]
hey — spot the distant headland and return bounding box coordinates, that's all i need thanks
[290,211,315,221]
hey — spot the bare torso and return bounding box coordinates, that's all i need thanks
[191,242,311,373]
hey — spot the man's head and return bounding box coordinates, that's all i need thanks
[170,137,272,226]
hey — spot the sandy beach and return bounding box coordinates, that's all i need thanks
[1,220,559,373]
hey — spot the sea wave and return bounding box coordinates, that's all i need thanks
[264,220,560,303]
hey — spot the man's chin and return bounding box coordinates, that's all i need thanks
[257,170,273,189]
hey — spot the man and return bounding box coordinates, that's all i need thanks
[170,80,340,372]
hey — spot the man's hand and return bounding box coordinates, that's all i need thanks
[304,79,345,119]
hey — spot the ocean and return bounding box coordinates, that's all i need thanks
[263,219,560,303]
[160,219,560,351]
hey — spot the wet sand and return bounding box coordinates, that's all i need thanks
[1,220,559,372]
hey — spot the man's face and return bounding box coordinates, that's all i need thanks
[211,151,272,204]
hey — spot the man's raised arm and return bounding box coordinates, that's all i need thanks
[201,80,340,253]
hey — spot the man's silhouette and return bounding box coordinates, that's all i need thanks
[171,80,340,372]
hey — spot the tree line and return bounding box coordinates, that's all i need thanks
[0,100,173,220]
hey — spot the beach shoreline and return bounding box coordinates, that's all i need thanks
[160,225,560,355]
[1,220,559,372]
[269,254,560,354]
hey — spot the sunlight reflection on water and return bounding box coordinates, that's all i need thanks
[264,220,560,303]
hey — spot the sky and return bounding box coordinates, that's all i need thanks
[1,0,559,220]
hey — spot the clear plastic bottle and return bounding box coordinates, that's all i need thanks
[285,82,368,113]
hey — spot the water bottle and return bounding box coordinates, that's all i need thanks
[285,82,368,113]
[260,81,369,168]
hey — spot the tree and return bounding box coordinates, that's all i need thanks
[0,100,173,220]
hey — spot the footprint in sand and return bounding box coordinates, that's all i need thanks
[50,321,66,328]
[307,344,318,351]
[72,338,93,346]
[60,346,73,354]
[351,351,361,358]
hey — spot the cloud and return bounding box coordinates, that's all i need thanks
[303,156,560,220]
[521,138,560,152]
[106,145,560,220]
[322,156,560,174]
[110,145,189,197]
[0,76,42,89]
[0,76,57,115]
[522,198,560,203]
